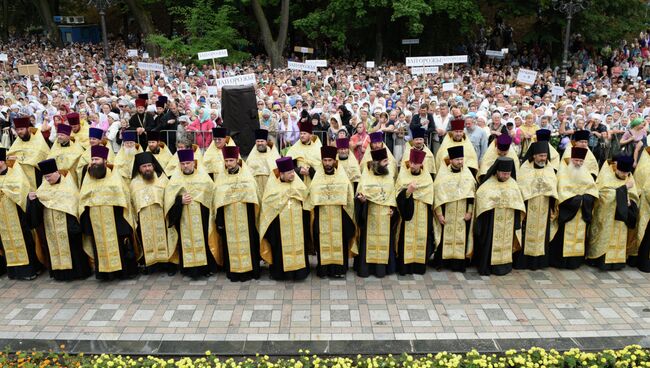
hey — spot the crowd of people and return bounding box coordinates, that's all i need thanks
[0,32,650,282]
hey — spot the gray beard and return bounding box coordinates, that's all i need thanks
[257,145,267,153]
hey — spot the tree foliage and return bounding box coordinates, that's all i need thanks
[147,0,249,64]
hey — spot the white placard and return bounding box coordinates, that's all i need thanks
[551,86,565,96]
[411,66,439,75]
[287,61,317,72]
[366,61,375,68]
[305,59,327,67]
[406,55,467,66]
[442,82,455,92]
[486,50,504,58]
[142,52,149,59]
[0,53,7,62]
[402,39,420,45]
[137,62,164,72]
[214,73,256,89]
[501,48,509,54]
[207,86,219,96]
[197,49,228,60]
[127,49,138,57]
[516,68,538,85]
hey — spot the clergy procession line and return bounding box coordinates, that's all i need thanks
[0,110,649,282]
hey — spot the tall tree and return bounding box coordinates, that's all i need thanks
[123,0,158,54]
[34,0,62,46]
[250,0,289,69]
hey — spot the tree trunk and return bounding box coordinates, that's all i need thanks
[251,0,289,70]
[122,0,159,56]
[1,0,8,42]
[35,0,62,46]
[374,12,384,66]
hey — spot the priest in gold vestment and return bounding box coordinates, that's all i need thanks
[68,112,90,149]
[165,139,204,175]
[259,156,311,281]
[628,147,650,272]
[114,131,143,180]
[587,156,638,270]
[513,142,558,270]
[46,124,84,184]
[335,137,361,192]
[213,146,261,282]
[548,147,597,269]
[0,148,43,280]
[145,131,173,170]
[436,119,479,175]
[79,145,139,280]
[477,134,520,182]
[285,121,322,187]
[7,116,49,190]
[560,130,600,179]
[130,152,177,275]
[359,132,397,177]
[431,146,476,272]
[164,149,218,279]
[304,146,356,278]
[354,148,398,278]
[473,157,525,276]
[246,129,280,201]
[28,158,91,281]
[400,128,437,180]
[202,127,237,180]
[395,149,434,275]
[76,127,114,186]
[533,129,560,171]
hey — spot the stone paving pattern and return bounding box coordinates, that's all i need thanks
[1,265,650,342]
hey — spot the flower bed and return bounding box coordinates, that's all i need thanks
[1,345,649,368]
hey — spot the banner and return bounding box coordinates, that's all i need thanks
[305,59,328,67]
[287,61,317,72]
[197,49,228,60]
[366,61,375,68]
[127,49,138,57]
[406,55,467,66]
[411,66,439,75]
[137,62,164,73]
[486,50,505,58]
[214,73,257,89]
[516,68,538,85]
[401,39,420,45]
[293,46,314,54]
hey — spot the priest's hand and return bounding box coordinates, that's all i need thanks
[28,192,37,200]
[182,193,193,204]
[356,193,366,203]
[464,212,472,221]
[300,167,309,176]
[437,214,446,225]
[626,180,634,189]
[136,127,145,135]
[407,181,417,194]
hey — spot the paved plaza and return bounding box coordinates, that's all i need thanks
[1,265,650,354]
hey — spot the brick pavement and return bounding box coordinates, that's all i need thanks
[1,265,649,343]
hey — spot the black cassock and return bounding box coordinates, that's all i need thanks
[168,197,219,279]
[430,199,473,272]
[548,194,595,269]
[396,189,433,275]
[353,198,398,278]
[630,221,650,273]
[28,196,91,281]
[156,110,179,153]
[263,210,311,281]
[513,197,556,270]
[216,203,261,282]
[80,206,138,280]
[312,206,355,278]
[126,112,155,146]
[473,209,521,276]
[587,185,638,271]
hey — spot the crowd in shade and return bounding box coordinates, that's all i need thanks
[0,30,649,282]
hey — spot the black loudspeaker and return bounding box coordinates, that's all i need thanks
[221,85,258,156]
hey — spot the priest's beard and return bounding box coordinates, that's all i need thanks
[338,153,348,160]
[227,166,240,175]
[19,133,31,142]
[123,146,136,155]
[497,176,508,182]
[534,160,546,168]
[372,162,389,176]
[451,163,463,171]
[88,163,107,179]
[324,165,335,175]
[410,168,421,175]
[567,164,583,177]
[182,168,195,175]
[256,145,267,153]
[141,170,155,181]
[615,172,628,180]
[149,146,160,154]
